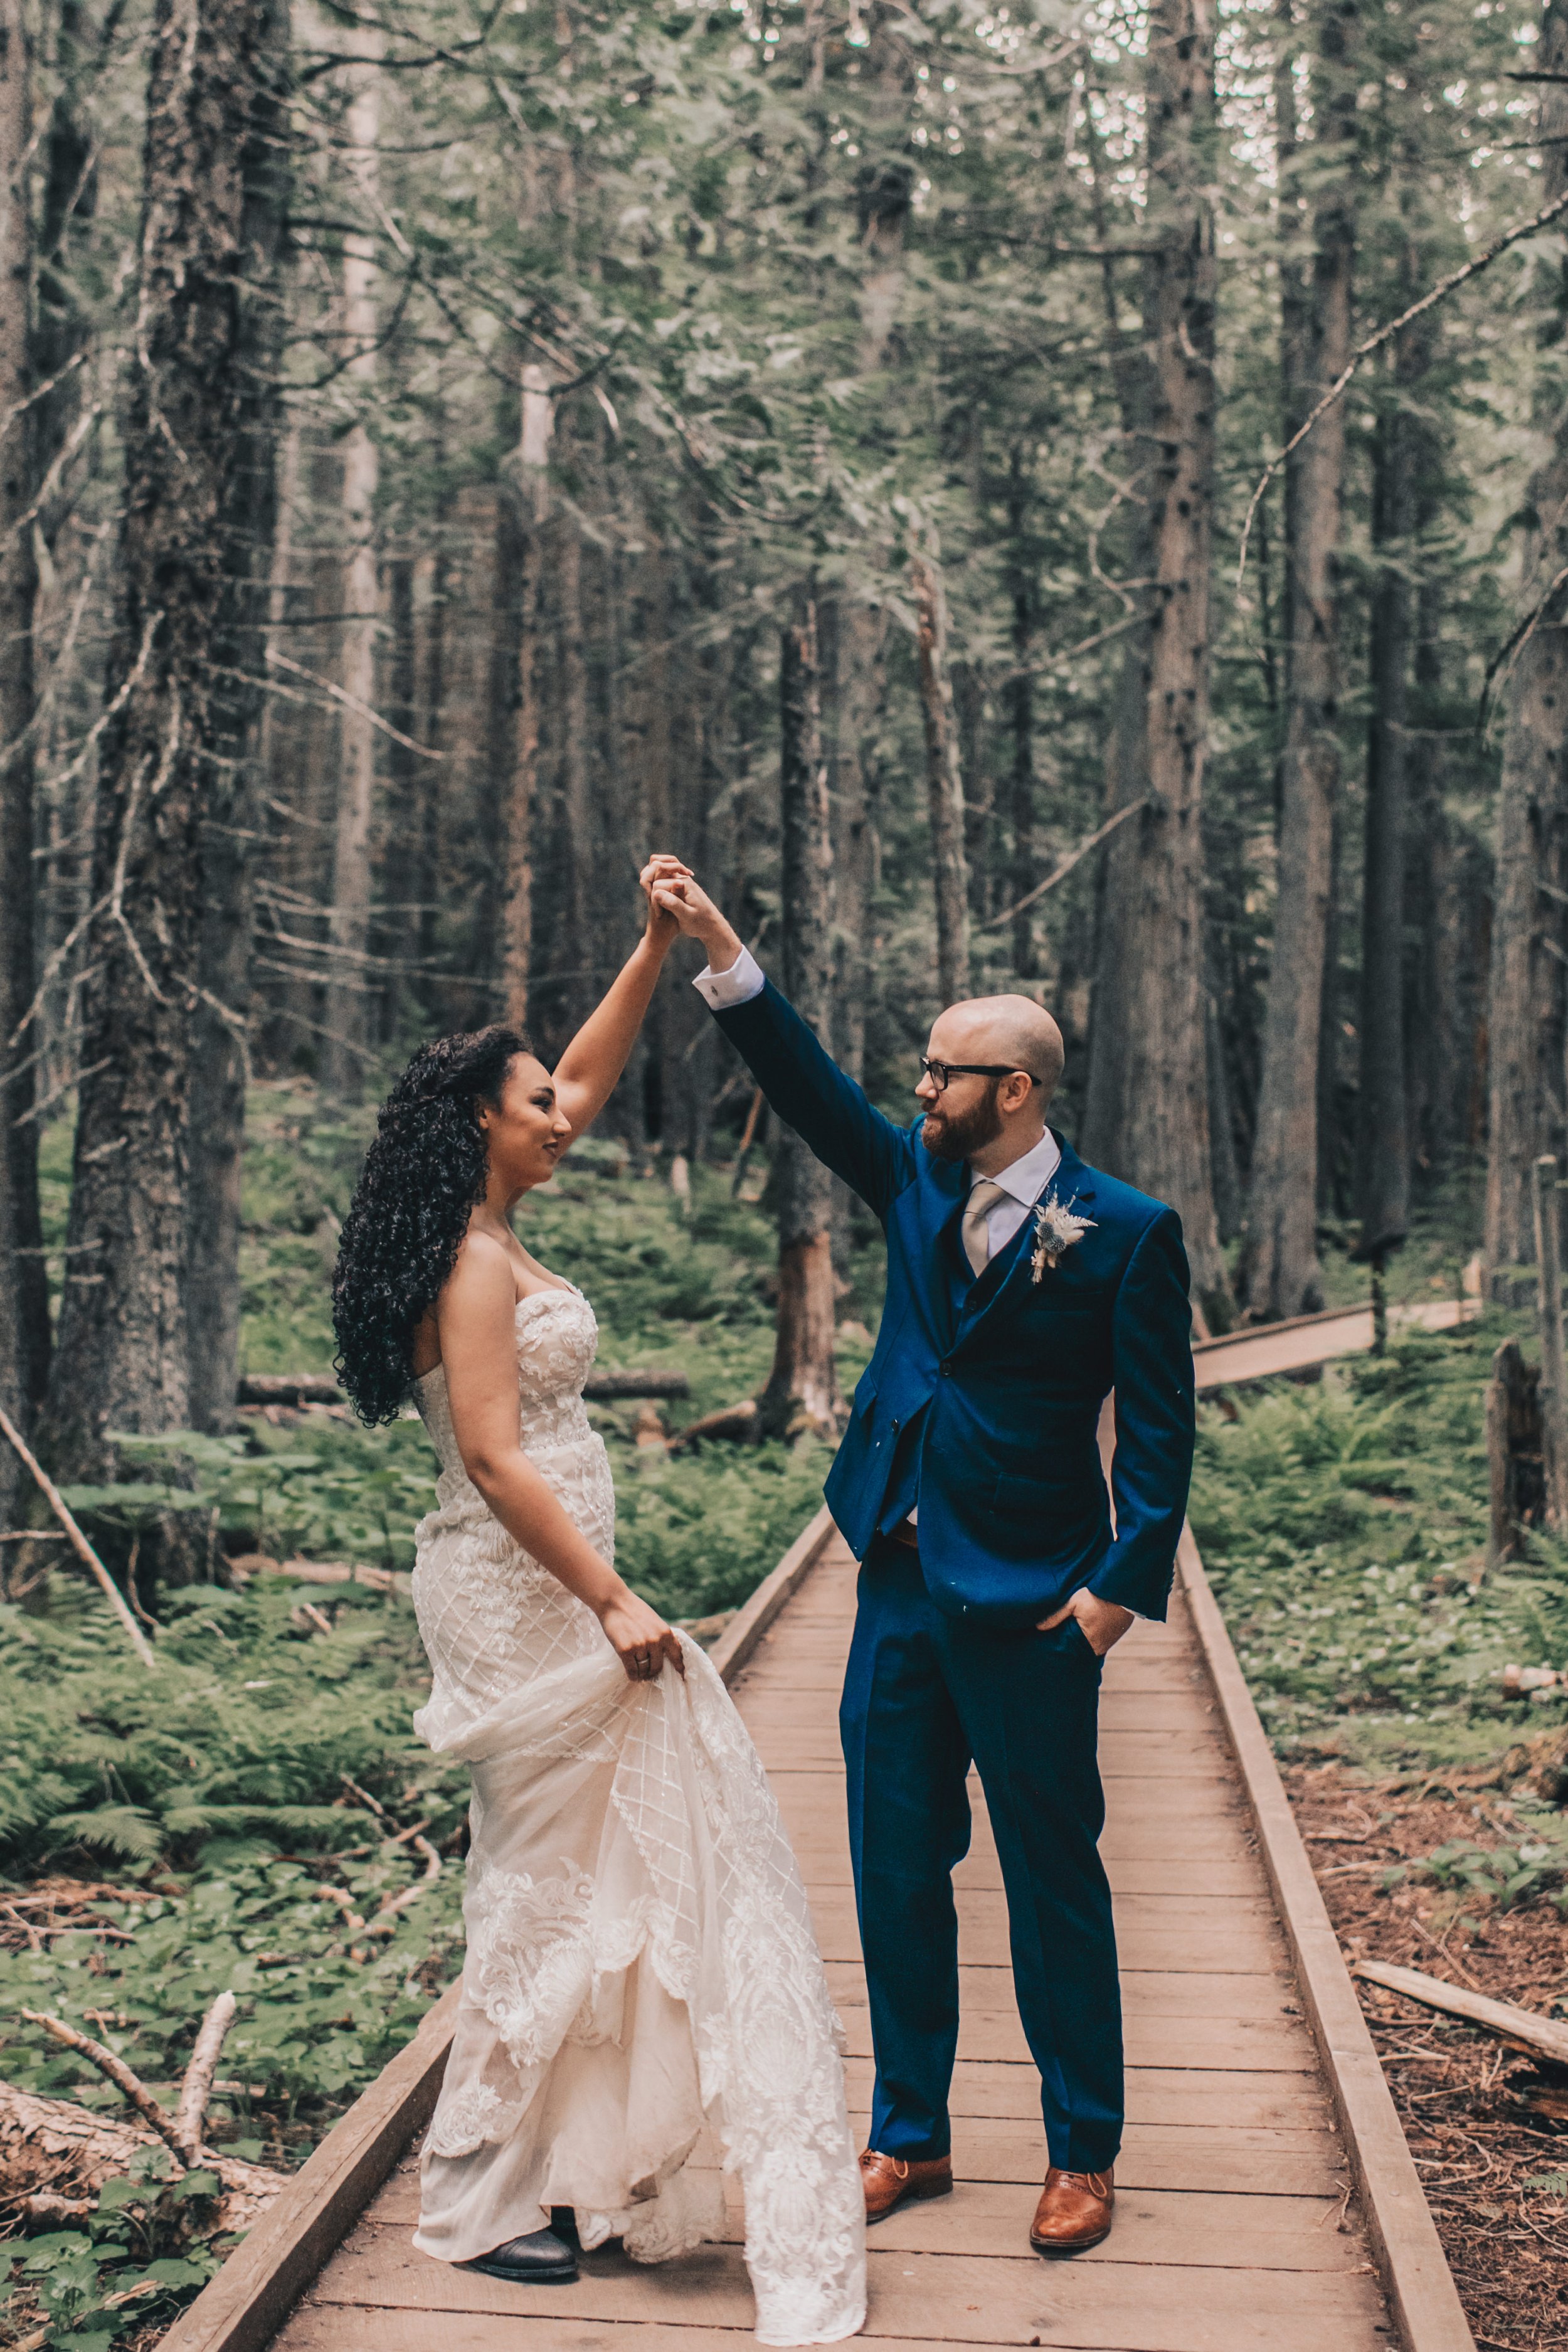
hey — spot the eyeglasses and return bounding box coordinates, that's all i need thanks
[919,1057,1036,1094]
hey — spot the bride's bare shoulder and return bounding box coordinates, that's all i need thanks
[440,1229,522,1320]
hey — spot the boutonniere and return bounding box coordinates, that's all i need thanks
[1030,1192,1096,1283]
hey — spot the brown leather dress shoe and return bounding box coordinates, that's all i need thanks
[1029,2164,1114,2255]
[859,2147,953,2223]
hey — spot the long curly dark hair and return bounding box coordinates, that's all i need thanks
[332,1025,535,1425]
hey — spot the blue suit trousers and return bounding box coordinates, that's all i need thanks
[840,1538,1123,2175]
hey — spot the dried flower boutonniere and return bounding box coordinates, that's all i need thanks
[1030,1192,1096,1284]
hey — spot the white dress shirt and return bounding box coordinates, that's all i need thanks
[693,943,1063,1256]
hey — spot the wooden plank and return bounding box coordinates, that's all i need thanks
[751,1727,1237,1778]
[277,2318,760,2352]
[807,1899,1288,1974]
[825,1959,1309,2025]
[1175,1525,1475,2352]
[832,2001,1318,2073]
[159,1978,463,2352]
[773,1769,1249,1823]
[299,2232,1389,2352]
[933,2115,1353,2198]
[364,2174,1360,2270]
[793,1849,1269,1899]
[840,2056,1333,2132]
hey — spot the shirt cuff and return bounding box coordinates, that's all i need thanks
[692,943,766,1010]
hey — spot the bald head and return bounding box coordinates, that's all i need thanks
[930,994,1066,1101]
[917,992,1066,1173]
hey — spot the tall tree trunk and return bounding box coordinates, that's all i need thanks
[827,102,905,1083]
[909,551,970,1007]
[380,546,416,1029]
[499,361,552,1030]
[1006,445,1037,979]
[1237,0,1356,1319]
[1486,0,1568,1291]
[1080,0,1229,1320]
[828,600,884,1086]
[758,593,839,1441]
[43,0,298,1491]
[633,541,673,1143]
[956,662,990,926]
[0,0,46,1541]
[416,538,448,1015]
[555,421,592,1037]
[1316,808,1347,1214]
[322,28,380,1097]
[1407,569,1465,1182]
[185,0,287,1431]
[1356,317,1429,1263]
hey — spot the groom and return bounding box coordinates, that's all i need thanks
[654,876,1195,2259]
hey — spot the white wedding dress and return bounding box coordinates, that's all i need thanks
[408,1285,866,2348]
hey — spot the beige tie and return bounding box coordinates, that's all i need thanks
[961,1179,1007,1276]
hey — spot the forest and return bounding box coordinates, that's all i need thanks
[5,0,1568,2341]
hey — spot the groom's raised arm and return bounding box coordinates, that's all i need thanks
[694,946,915,1219]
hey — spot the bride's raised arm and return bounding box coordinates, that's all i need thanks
[551,852,689,1137]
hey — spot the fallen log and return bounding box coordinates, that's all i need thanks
[1354,1957,1568,2066]
[236,1375,344,1407]
[584,1368,691,1400]
[237,1367,692,1408]
[670,1398,760,1451]
[0,2083,283,2234]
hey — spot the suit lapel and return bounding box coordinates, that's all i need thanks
[957,1132,1098,1347]
[916,1148,969,1262]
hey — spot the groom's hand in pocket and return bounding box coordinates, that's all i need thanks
[1036,1587,1133,1658]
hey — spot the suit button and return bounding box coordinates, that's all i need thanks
[940,1361,953,1377]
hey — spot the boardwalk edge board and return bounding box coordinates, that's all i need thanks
[706,1501,837,1684]
[159,1506,839,2352]
[1175,1523,1476,2352]
[157,1978,462,2352]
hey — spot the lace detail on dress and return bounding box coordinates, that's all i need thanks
[407,1284,865,2348]
[425,2080,524,2160]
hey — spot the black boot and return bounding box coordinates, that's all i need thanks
[460,2226,578,2284]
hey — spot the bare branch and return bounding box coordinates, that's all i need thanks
[0,1409,157,1668]
[977,798,1150,933]
[21,2011,183,2154]
[173,1991,238,2164]
[1237,178,1568,593]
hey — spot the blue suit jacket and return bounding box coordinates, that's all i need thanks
[712,979,1196,1627]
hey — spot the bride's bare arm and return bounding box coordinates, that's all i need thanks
[436,1235,684,1678]
[551,854,689,1140]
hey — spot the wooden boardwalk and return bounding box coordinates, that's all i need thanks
[267,1533,1402,2352]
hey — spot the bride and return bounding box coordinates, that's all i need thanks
[330,858,865,2348]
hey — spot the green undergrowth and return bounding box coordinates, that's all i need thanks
[1190,1317,1568,1773]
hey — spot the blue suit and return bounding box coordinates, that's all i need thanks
[711,978,1195,2173]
